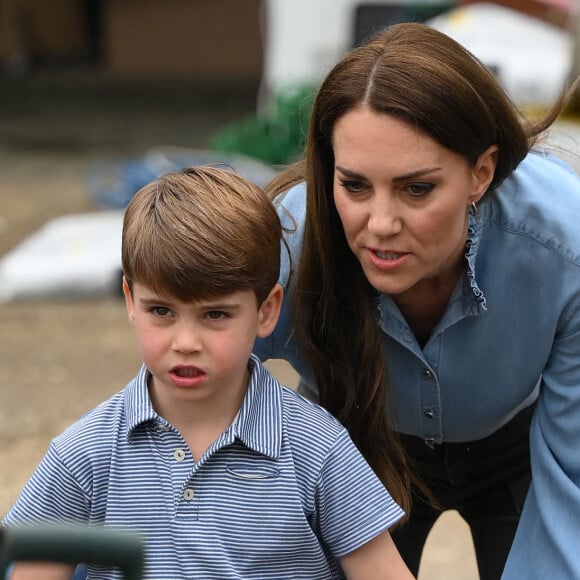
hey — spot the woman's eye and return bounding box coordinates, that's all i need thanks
[405,183,434,197]
[340,179,367,194]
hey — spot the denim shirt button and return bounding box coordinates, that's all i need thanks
[423,409,434,419]
[423,368,433,379]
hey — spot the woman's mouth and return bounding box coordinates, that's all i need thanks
[374,250,404,260]
[368,249,409,271]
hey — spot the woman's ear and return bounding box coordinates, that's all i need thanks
[470,144,499,204]
[257,284,283,338]
[122,276,135,324]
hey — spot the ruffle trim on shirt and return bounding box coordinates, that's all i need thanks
[373,205,488,322]
[464,205,487,313]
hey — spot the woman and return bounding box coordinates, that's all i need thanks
[253,22,580,580]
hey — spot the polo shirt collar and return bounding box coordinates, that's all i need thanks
[124,365,158,435]
[123,355,283,459]
[231,354,283,460]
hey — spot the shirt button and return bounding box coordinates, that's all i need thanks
[423,369,433,379]
[158,423,169,432]
[183,488,195,501]
[174,449,186,462]
[423,409,434,419]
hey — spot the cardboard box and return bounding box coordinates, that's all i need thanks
[103,0,264,80]
[0,0,89,67]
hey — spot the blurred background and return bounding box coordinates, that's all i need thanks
[0,1,579,578]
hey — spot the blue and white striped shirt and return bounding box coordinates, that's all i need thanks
[3,355,404,579]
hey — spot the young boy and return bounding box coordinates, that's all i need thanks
[3,167,413,579]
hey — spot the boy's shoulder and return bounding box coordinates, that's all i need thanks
[280,385,342,428]
[56,392,124,443]
[278,383,347,452]
[52,377,137,456]
[249,357,345,447]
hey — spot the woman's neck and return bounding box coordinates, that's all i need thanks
[395,262,465,347]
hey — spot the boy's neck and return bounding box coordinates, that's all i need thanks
[148,369,250,462]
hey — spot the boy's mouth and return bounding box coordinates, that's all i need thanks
[172,366,203,378]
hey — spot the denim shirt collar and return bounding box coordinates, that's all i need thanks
[376,200,488,340]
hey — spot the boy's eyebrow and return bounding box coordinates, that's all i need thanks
[138,297,172,306]
[138,296,243,310]
[201,302,242,311]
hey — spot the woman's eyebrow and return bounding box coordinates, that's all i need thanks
[335,165,365,179]
[392,167,442,182]
[335,165,442,181]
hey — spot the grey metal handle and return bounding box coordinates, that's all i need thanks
[0,524,144,580]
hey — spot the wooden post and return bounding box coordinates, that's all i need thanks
[566,4,580,116]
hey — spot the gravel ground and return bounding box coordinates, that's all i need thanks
[0,151,138,513]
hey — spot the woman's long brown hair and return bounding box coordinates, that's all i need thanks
[266,22,577,517]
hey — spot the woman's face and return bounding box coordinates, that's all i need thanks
[332,106,496,302]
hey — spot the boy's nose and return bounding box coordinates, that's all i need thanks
[172,325,202,353]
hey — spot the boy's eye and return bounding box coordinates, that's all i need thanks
[151,306,172,317]
[405,182,434,197]
[206,310,228,320]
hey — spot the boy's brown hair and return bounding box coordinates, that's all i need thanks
[122,165,282,305]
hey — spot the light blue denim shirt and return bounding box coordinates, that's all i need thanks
[253,150,580,579]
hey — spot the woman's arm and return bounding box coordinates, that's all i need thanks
[339,530,414,580]
[503,300,580,578]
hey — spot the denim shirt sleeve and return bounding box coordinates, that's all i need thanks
[493,150,580,579]
[503,292,580,579]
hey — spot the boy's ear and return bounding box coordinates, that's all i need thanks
[122,276,135,323]
[257,284,283,338]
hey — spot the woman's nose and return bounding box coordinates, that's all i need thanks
[367,197,402,237]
